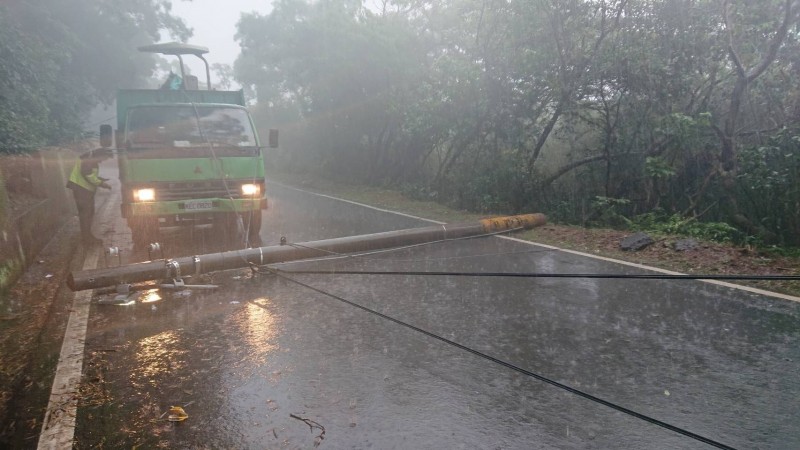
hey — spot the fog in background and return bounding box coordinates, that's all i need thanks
[171,0,271,86]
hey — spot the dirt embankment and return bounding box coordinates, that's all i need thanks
[0,220,81,446]
[522,225,800,297]
[0,150,77,293]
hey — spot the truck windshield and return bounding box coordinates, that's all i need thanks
[127,105,257,148]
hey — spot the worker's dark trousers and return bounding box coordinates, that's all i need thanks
[71,187,96,241]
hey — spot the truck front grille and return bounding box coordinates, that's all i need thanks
[150,180,248,201]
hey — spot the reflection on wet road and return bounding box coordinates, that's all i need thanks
[74,182,800,449]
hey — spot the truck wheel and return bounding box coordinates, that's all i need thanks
[214,212,243,247]
[245,209,262,245]
[130,216,159,247]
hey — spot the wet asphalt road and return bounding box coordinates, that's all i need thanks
[72,180,800,449]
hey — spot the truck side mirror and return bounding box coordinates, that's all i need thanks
[268,129,279,148]
[100,124,113,148]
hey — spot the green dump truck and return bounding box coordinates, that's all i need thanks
[106,43,276,247]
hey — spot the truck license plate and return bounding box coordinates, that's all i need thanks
[183,200,213,211]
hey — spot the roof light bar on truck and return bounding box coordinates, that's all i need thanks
[138,42,212,90]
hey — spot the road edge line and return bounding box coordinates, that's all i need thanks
[499,236,800,303]
[268,181,447,225]
[37,189,116,449]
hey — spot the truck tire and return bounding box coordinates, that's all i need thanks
[130,216,159,247]
[245,209,262,244]
[214,212,243,247]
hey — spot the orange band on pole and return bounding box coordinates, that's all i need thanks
[479,213,547,233]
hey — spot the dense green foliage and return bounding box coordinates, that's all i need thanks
[0,0,189,151]
[627,212,742,243]
[234,0,800,245]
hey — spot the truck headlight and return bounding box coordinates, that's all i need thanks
[240,183,260,196]
[134,188,156,202]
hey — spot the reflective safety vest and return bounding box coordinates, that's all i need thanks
[67,159,102,192]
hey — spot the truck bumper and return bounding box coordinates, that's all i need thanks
[123,197,267,218]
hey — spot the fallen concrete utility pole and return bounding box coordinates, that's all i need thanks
[68,213,546,291]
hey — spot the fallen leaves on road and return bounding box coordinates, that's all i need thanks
[167,405,188,422]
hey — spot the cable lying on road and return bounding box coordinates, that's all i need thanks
[257,265,736,450]
[272,269,800,281]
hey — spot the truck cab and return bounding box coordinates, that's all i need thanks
[110,43,276,247]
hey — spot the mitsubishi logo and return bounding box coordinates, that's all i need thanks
[194,166,203,174]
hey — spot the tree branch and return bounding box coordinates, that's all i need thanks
[745,0,798,83]
[723,0,747,78]
[539,154,607,188]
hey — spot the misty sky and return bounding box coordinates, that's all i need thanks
[86,0,270,128]
[171,0,272,79]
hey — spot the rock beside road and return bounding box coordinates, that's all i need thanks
[672,238,699,252]
[620,232,654,251]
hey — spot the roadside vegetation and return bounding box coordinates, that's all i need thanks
[0,0,189,152]
[241,0,800,250]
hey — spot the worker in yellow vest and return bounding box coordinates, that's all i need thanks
[66,148,113,245]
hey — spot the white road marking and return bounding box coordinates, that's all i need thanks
[271,181,800,303]
[269,181,446,225]
[37,187,117,449]
[500,236,800,303]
